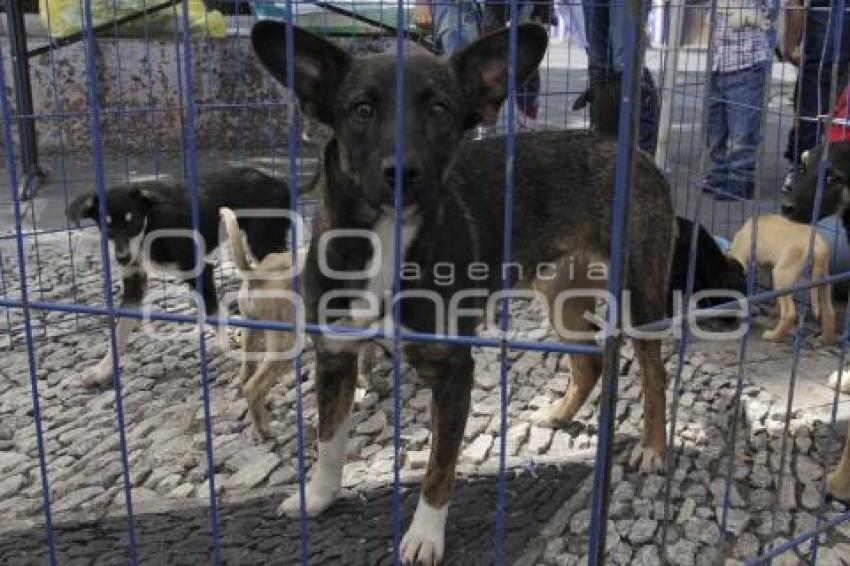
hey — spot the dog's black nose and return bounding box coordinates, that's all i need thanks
[381,156,423,189]
[116,253,131,265]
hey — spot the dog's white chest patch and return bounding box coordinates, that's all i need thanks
[351,209,420,324]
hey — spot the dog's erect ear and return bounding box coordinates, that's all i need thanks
[251,21,352,125]
[572,89,592,111]
[450,23,548,126]
[66,192,99,226]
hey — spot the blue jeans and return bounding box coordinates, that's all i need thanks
[433,0,482,55]
[582,0,659,153]
[705,62,767,198]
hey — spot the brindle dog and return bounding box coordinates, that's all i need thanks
[251,22,676,563]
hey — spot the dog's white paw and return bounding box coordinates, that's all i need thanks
[276,486,338,518]
[828,368,850,394]
[401,501,447,566]
[530,403,571,429]
[530,406,558,428]
[83,356,115,387]
[629,445,665,474]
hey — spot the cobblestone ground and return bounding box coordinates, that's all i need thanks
[1,232,849,565]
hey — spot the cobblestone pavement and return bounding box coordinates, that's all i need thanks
[1,231,850,564]
[0,462,593,565]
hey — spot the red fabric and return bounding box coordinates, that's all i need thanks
[830,85,850,143]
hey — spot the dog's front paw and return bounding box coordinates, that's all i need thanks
[762,329,786,342]
[276,486,338,518]
[401,501,448,566]
[828,368,850,393]
[530,400,575,429]
[83,356,115,387]
[629,445,665,474]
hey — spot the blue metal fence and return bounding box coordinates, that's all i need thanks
[1,0,850,564]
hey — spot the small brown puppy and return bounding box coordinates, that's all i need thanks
[729,214,836,345]
[220,207,305,439]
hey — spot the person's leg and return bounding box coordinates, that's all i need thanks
[724,62,767,199]
[583,0,610,86]
[433,0,481,56]
[607,0,658,153]
[514,1,541,124]
[569,0,587,47]
[704,70,730,194]
[783,62,845,196]
[607,0,625,71]
[786,63,825,165]
[608,0,652,69]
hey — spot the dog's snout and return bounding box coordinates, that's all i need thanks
[381,156,423,189]
[116,253,131,265]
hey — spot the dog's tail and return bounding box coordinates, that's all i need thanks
[220,207,254,273]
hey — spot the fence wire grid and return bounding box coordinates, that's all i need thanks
[1,0,850,565]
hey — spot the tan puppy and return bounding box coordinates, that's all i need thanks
[729,214,836,345]
[220,207,305,439]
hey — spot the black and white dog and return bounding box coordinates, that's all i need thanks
[67,167,294,386]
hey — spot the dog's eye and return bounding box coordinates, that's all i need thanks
[353,103,374,119]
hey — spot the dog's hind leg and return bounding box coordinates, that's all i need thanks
[827,426,850,502]
[85,267,148,386]
[764,253,800,342]
[629,339,667,474]
[277,346,357,518]
[531,273,603,428]
[240,328,263,385]
[814,254,836,344]
[402,345,473,566]
[244,357,288,440]
[624,267,670,474]
[533,353,603,428]
[244,329,293,439]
